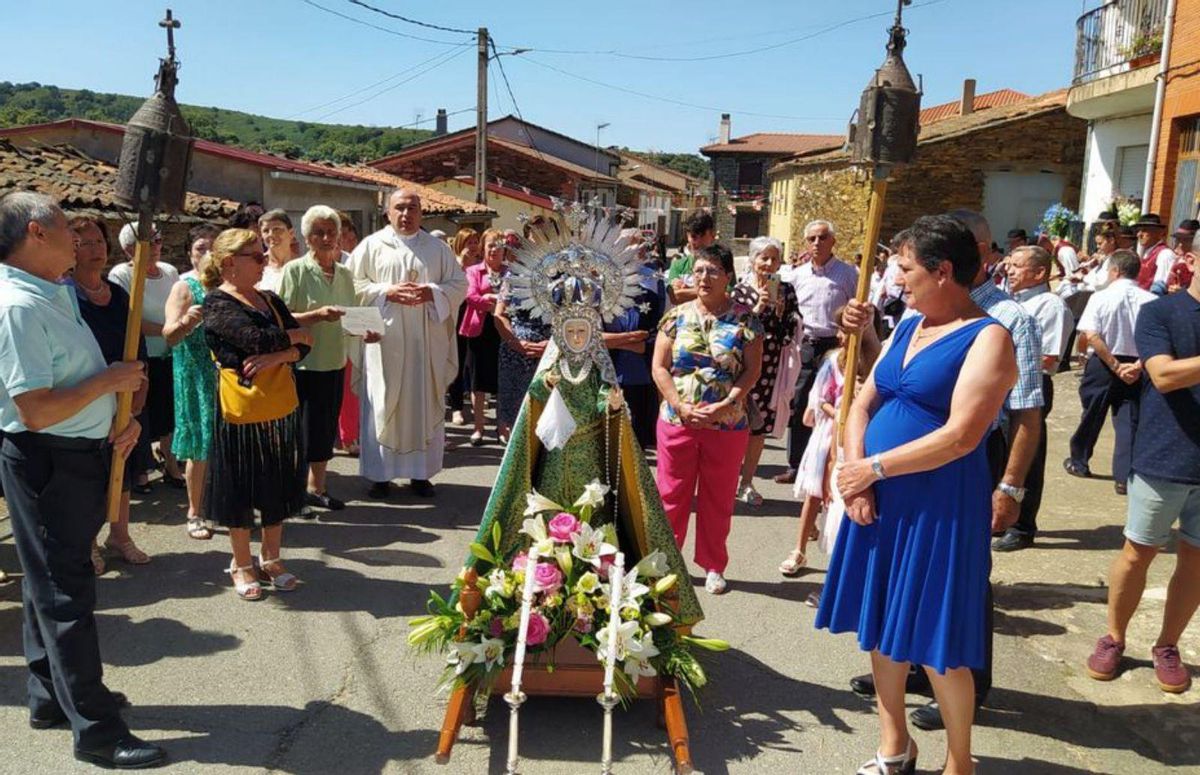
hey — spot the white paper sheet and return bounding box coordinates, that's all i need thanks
[338,306,386,336]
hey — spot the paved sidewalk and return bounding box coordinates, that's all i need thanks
[0,371,1196,773]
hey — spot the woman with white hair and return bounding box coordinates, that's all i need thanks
[731,235,801,505]
[279,205,377,512]
[110,221,184,493]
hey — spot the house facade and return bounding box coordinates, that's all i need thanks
[1068,0,1171,221]
[426,176,557,234]
[1148,0,1200,226]
[767,91,1087,255]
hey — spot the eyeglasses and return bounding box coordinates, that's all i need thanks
[692,266,725,278]
[233,250,267,264]
[806,233,831,243]
[76,239,106,249]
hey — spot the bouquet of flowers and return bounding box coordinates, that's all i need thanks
[408,479,726,703]
[1040,202,1079,239]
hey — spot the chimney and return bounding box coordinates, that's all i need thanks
[435,108,448,136]
[718,113,731,145]
[959,79,976,116]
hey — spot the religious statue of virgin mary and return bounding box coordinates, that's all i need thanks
[466,208,703,625]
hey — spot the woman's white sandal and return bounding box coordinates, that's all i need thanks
[257,556,298,592]
[856,737,916,775]
[228,562,263,601]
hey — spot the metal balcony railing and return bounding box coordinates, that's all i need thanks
[1073,0,1167,85]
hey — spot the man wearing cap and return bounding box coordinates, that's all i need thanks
[0,192,165,768]
[1131,214,1172,293]
[1064,250,1157,494]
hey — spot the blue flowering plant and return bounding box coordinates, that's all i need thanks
[1040,203,1079,239]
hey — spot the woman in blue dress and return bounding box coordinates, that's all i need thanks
[816,215,1016,775]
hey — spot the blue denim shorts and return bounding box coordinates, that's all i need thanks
[1125,473,1200,548]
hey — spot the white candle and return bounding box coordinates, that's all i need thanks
[510,548,540,693]
[603,553,625,695]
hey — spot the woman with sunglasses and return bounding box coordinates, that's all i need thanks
[652,244,763,595]
[201,229,312,600]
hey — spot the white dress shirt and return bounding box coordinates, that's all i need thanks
[782,256,858,339]
[1014,283,1074,372]
[1083,254,1115,291]
[1076,278,1157,357]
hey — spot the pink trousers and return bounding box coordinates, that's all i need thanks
[338,360,359,448]
[655,419,749,574]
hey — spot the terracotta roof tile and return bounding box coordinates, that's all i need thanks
[700,133,844,156]
[918,88,1031,125]
[332,164,494,216]
[0,139,236,220]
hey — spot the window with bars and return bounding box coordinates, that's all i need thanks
[1171,116,1200,226]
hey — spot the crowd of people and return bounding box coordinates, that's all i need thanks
[0,185,1197,771]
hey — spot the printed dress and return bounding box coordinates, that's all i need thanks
[731,281,801,434]
[171,276,215,462]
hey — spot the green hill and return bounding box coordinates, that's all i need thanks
[0,81,434,163]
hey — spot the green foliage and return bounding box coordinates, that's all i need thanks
[0,81,433,163]
[619,147,711,181]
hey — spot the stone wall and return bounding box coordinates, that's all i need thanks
[709,153,778,245]
[775,107,1087,255]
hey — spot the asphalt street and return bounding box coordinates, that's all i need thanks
[0,369,1196,774]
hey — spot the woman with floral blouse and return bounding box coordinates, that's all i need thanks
[652,244,763,595]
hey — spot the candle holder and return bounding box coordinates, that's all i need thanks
[596,690,620,774]
[504,689,528,774]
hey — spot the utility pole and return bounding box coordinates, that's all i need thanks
[475,27,488,205]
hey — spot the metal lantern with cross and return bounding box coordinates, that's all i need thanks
[838,0,923,437]
[107,9,195,520]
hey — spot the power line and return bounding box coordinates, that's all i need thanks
[489,40,550,166]
[287,46,471,119]
[343,0,475,35]
[311,45,473,122]
[298,0,470,45]
[518,57,845,122]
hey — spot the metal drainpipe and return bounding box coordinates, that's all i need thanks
[1142,0,1177,210]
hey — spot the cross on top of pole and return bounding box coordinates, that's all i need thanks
[159,8,180,62]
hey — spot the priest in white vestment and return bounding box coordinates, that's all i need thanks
[349,189,466,498]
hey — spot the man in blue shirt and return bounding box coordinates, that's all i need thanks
[0,192,163,768]
[1087,250,1200,695]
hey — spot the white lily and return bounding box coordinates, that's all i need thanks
[606,569,650,615]
[573,479,610,510]
[447,641,478,676]
[633,550,670,579]
[520,515,549,543]
[524,489,564,517]
[571,522,618,567]
[484,568,511,600]
[471,637,507,671]
[575,571,601,595]
[622,631,660,679]
[645,612,673,628]
[595,618,642,663]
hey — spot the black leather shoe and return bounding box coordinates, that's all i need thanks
[410,479,435,498]
[910,696,984,731]
[992,532,1034,553]
[1062,458,1091,478]
[305,491,345,511]
[31,691,129,730]
[848,670,930,699]
[75,734,166,769]
[366,481,392,500]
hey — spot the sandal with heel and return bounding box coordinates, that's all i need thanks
[856,737,916,775]
[779,549,807,577]
[257,556,299,592]
[228,562,263,601]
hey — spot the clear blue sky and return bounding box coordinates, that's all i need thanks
[1,0,1088,154]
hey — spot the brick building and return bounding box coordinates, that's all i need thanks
[767,90,1087,258]
[1149,0,1200,226]
[700,114,842,253]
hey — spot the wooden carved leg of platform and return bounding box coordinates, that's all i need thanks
[661,679,693,774]
[435,684,471,764]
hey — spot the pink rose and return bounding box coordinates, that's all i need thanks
[532,562,564,594]
[597,554,614,580]
[526,611,550,646]
[489,618,505,638]
[512,553,529,573]
[548,512,581,542]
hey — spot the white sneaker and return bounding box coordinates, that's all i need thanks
[451,410,465,426]
[738,484,763,506]
[704,571,727,595]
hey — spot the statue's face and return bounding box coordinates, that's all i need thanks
[563,319,591,354]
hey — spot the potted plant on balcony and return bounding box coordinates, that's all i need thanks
[1120,28,1163,69]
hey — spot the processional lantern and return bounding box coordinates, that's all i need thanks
[838,0,922,438]
[114,8,194,213]
[107,9,195,521]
